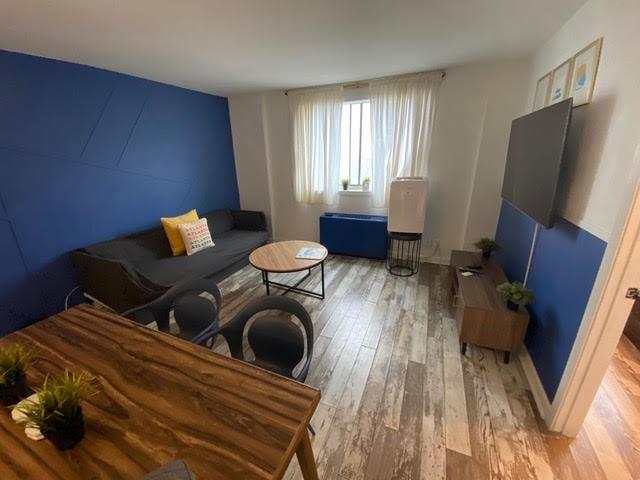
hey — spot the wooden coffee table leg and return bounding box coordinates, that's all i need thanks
[296,429,319,480]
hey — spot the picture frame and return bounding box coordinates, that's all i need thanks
[549,58,575,105]
[570,37,603,107]
[533,72,552,111]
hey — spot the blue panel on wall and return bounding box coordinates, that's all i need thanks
[0,220,43,335]
[0,148,191,314]
[81,78,151,166]
[526,217,606,400]
[494,201,536,282]
[0,52,114,158]
[494,200,607,402]
[119,84,232,181]
[0,50,239,334]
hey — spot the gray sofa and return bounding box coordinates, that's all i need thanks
[72,209,268,312]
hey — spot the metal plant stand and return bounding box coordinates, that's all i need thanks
[387,232,421,277]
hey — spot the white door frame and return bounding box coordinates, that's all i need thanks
[546,176,640,436]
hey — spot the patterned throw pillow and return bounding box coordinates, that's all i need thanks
[177,218,215,256]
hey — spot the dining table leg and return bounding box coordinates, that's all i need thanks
[295,429,319,480]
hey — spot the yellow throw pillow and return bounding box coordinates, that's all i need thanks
[161,209,199,256]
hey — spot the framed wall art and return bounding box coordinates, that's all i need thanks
[570,38,603,106]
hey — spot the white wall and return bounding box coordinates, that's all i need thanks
[430,60,531,257]
[228,94,273,224]
[526,0,640,241]
[229,58,530,263]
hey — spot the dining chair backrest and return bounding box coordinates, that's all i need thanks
[218,296,314,382]
[123,279,222,346]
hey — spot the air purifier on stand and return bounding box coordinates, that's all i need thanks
[387,177,427,276]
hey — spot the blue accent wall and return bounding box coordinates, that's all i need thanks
[0,50,239,335]
[495,200,607,401]
[494,201,536,282]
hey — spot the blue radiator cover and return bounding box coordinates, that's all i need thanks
[319,212,388,259]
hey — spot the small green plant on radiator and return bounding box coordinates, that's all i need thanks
[496,282,534,311]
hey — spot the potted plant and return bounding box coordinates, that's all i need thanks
[341,178,350,191]
[496,282,534,312]
[474,237,500,259]
[362,176,371,192]
[0,343,32,406]
[19,370,95,450]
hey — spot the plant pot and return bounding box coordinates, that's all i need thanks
[42,408,85,450]
[506,300,519,312]
[0,374,30,406]
[342,185,349,191]
[362,183,370,192]
[482,250,491,259]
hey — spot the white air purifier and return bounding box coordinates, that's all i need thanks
[387,177,428,234]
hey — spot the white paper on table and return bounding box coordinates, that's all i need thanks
[12,393,44,440]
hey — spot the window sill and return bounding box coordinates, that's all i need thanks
[338,189,372,196]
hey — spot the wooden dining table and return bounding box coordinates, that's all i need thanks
[0,305,320,479]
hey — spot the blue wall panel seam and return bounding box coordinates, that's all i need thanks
[79,87,116,160]
[2,218,31,276]
[0,190,7,218]
[0,143,186,185]
[116,92,151,167]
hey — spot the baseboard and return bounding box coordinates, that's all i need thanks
[518,347,552,422]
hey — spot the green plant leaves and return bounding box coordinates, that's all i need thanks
[474,237,500,253]
[496,282,534,306]
[17,370,96,430]
[0,344,33,387]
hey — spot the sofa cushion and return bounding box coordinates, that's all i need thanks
[132,229,268,286]
[84,228,171,262]
[203,209,234,236]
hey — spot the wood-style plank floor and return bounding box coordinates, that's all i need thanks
[211,255,640,479]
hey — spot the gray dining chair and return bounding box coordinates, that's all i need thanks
[123,278,221,346]
[217,295,316,435]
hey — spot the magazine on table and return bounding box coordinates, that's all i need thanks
[296,247,325,260]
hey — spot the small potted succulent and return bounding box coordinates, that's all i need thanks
[0,343,33,406]
[497,282,534,312]
[474,237,500,259]
[19,370,95,450]
[362,176,371,192]
[341,178,350,191]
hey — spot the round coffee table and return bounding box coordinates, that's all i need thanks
[249,240,328,299]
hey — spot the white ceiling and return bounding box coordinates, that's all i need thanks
[1,0,587,96]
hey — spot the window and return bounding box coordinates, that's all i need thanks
[340,100,371,189]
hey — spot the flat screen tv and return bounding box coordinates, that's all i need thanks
[501,98,573,228]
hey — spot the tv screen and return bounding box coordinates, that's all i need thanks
[501,98,572,228]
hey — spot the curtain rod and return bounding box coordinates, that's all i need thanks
[284,69,446,95]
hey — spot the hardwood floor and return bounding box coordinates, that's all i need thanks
[212,255,640,479]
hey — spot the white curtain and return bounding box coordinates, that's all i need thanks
[370,72,441,207]
[289,86,343,205]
